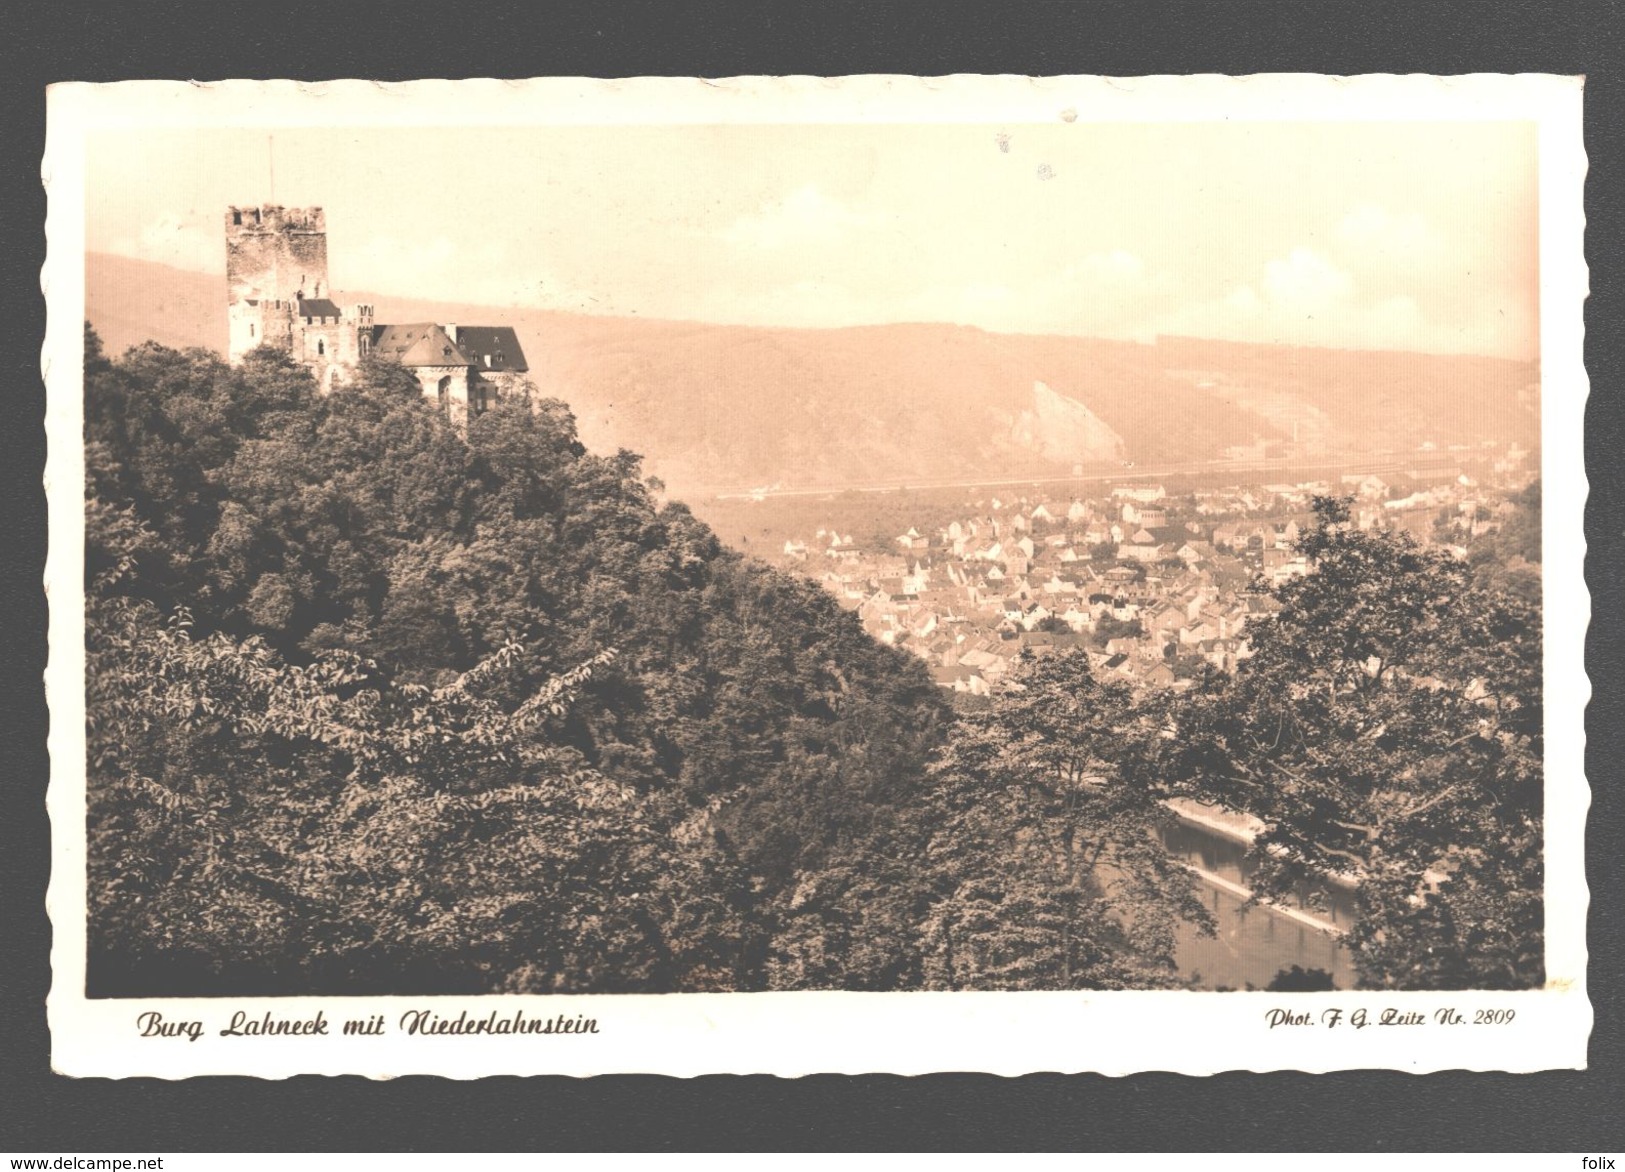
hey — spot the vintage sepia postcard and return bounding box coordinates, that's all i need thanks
[42,74,1589,1078]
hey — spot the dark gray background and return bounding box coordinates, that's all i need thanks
[3,0,1619,1152]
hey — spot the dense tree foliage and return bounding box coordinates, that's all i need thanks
[86,334,946,994]
[1468,478,1542,604]
[920,650,1212,989]
[1160,498,1544,989]
[1265,965,1337,992]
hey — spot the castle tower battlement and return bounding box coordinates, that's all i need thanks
[226,204,331,363]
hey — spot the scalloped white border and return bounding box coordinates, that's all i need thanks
[41,74,1591,1078]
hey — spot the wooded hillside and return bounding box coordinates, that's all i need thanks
[85,331,949,995]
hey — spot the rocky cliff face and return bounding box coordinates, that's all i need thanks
[1011,380,1128,466]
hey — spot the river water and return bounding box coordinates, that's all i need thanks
[1162,818,1358,990]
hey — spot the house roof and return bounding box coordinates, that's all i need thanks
[454,326,529,373]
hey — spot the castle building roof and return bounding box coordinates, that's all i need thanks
[366,323,472,368]
[453,326,528,373]
[296,298,344,320]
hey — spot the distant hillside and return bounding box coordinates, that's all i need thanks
[87,252,230,355]
[1151,335,1541,464]
[88,252,1540,494]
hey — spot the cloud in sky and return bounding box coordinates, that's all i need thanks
[1166,250,1383,350]
[110,212,221,274]
[1260,247,1355,310]
[1157,219,1532,357]
[719,185,891,251]
[1078,249,1148,285]
[345,233,537,306]
[1336,203,1444,272]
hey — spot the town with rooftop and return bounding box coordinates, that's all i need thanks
[732,448,1536,701]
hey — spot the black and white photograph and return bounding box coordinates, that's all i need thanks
[40,74,1590,1078]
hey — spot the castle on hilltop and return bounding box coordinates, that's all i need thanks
[225,204,529,422]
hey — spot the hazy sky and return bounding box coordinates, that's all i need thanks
[86,121,1539,358]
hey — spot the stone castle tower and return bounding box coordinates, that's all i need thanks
[224,202,527,418]
[224,204,372,391]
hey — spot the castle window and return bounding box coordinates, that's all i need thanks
[360,335,370,356]
[232,210,242,225]
[249,324,255,338]
[253,208,261,224]
[317,339,325,356]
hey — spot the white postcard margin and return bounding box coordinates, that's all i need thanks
[41,73,1591,1078]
